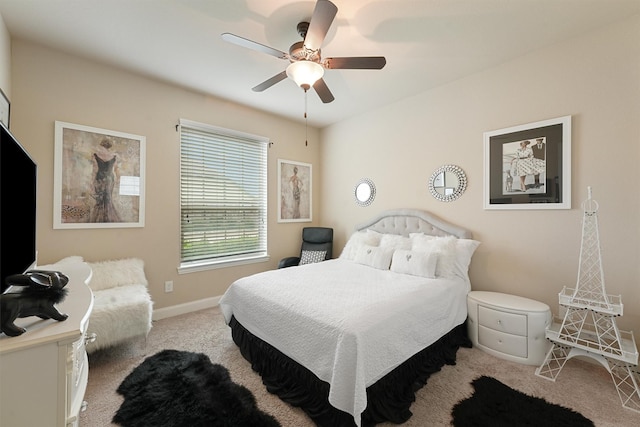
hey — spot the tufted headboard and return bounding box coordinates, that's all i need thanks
[355,209,472,239]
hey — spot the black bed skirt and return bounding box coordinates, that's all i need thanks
[229,316,471,427]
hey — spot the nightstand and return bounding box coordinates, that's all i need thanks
[467,291,552,365]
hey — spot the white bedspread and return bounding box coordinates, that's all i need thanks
[219,259,469,426]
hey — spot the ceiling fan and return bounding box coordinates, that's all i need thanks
[221,0,386,103]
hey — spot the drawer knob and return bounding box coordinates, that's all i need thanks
[85,333,97,345]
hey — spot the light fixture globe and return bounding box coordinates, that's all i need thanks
[286,60,324,90]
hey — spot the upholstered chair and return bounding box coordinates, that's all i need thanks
[278,227,333,268]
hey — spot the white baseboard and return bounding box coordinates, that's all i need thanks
[152,296,221,321]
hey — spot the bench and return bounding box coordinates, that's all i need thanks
[57,256,153,353]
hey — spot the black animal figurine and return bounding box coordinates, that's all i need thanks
[1,270,69,337]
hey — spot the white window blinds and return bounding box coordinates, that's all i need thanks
[179,119,268,266]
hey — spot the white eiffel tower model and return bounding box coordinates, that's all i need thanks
[535,187,640,413]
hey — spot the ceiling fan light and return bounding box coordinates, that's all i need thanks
[286,60,324,90]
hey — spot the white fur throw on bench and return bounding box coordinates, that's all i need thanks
[62,257,153,353]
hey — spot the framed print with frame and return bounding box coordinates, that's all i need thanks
[54,121,146,228]
[483,115,571,210]
[278,159,312,222]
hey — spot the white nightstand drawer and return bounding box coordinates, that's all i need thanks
[478,305,527,336]
[467,291,552,365]
[478,325,528,358]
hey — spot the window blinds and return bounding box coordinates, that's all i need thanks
[179,119,268,264]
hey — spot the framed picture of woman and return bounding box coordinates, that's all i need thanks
[54,121,146,228]
[483,116,571,210]
[277,159,312,222]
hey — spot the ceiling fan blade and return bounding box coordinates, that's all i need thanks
[252,71,288,92]
[221,33,289,60]
[313,78,335,103]
[304,0,338,52]
[324,56,387,70]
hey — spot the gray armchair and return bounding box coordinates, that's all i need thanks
[278,227,333,268]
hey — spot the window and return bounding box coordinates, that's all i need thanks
[179,119,268,273]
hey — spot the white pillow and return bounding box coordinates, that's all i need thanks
[87,258,147,291]
[379,234,412,251]
[353,244,394,270]
[340,229,383,260]
[390,249,437,278]
[452,239,481,279]
[410,234,457,278]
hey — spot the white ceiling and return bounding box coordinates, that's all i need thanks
[1,0,638,127]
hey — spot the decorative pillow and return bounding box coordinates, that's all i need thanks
[299,250,327,265]
[410,234,457,278]
[340,230,383,260]
[353,244,394,270]
[379,234,412,251]
[390,249,437,278]
[87,258,148,291]
[452,239,481,279]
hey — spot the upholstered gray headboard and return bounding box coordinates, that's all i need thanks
[355,209,472,239]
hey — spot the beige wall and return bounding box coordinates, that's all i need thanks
[319,15,640,333]
[10,40,322,311]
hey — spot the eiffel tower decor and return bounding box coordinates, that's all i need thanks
[535,187,640,413]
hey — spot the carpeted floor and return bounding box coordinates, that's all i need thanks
[80,306,640,427]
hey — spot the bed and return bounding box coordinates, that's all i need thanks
[219,209,479,426]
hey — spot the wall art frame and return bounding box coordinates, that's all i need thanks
[483,115,571,210]
[0,88,9,129]
[277,159,312,223]
[54,121,146,228]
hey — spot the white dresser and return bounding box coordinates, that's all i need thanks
[467,291,551,365]
[0,262,93,427]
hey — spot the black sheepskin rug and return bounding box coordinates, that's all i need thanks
[113,349,281,427]
[451,376,594,427]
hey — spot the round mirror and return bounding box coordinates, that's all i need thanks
[354,178,376,207]
[428,165,467,202]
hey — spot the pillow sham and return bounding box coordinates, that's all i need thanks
[339,229,383,260]
[379,234,412,251]
[299,250,327,265]
[390,249,437,278]
[353,244,394,270]
[451,239,481,279]
[410,234,457,278]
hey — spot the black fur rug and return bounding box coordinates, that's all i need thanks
[451,376,594,426]
[113,349,281,427]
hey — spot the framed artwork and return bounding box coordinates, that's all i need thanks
[278,159,312,222]
[483,115,571,210]
[0,88,9,129]
[54,121,146,228]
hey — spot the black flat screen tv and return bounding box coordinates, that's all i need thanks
[1,121,37,292]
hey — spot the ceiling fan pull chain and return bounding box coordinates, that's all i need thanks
[305,89,308,146]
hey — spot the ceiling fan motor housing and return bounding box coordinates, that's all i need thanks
[289,41,321,62]
[290,22,321,63]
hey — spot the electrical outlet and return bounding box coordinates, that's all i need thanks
[164,281,174,293]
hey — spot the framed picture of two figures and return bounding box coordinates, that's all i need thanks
[483,115,571,210]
